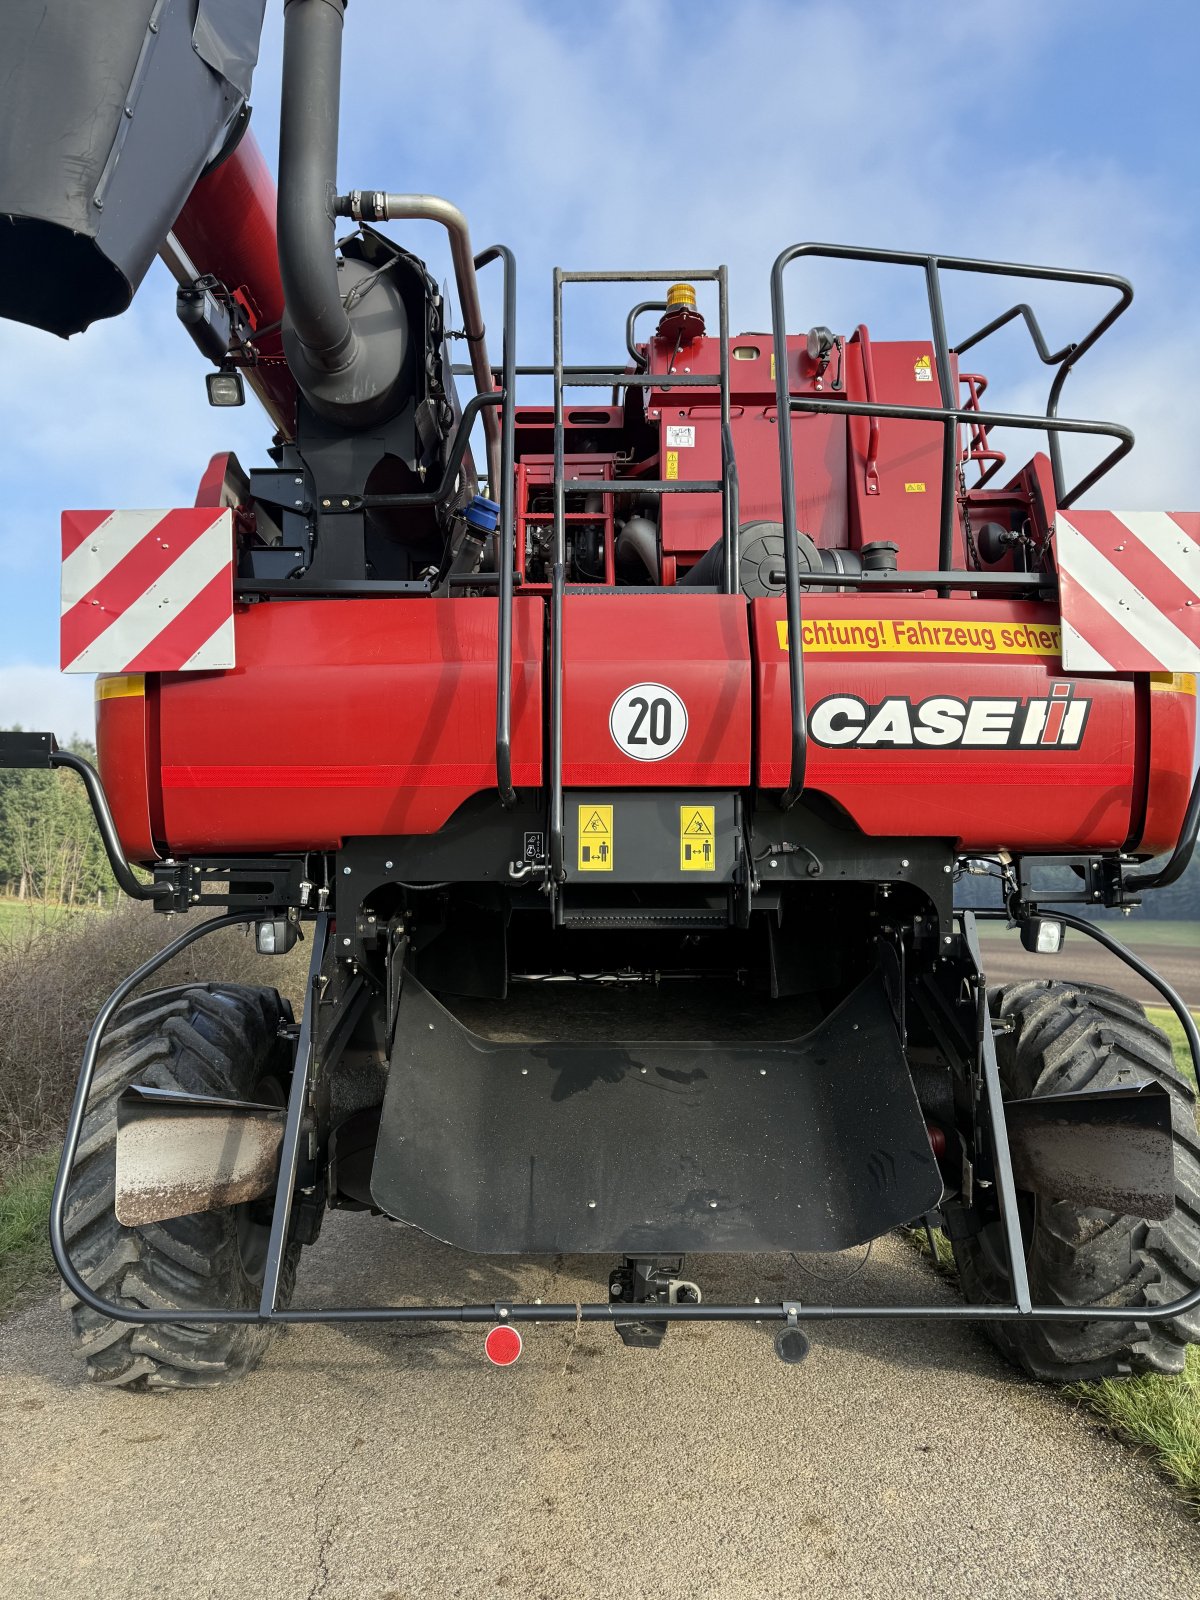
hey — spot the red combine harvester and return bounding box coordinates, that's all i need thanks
[2,1,1198,1387]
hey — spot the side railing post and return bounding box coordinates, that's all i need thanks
[549,267,567,886]
[474,244,518,809]
[258,910,331,1316]
[769,251,808,810]
[961,909,1032,1314]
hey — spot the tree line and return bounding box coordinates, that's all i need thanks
[0,737,116,905]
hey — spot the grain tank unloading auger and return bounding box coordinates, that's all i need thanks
[2,0,1199,1388]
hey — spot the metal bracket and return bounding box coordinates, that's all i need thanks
[1015,853,1125,909]
[774,1301,811,1364]
[153,857,307,914]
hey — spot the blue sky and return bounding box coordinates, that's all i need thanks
[2,0,1197,737]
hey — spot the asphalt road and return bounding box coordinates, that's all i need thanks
[977,940,1199,1010]
[2,1221,1199,1600]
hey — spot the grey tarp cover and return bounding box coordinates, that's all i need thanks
[192,0,269,99]
[0,0,269,333]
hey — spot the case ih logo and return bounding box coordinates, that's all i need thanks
[810,683,1091,749]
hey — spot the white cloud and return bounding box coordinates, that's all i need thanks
[0,666,95,744]
[0,268,265,579]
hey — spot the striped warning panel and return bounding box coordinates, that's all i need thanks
[1057,510,1200,672]
[61,509,235,674]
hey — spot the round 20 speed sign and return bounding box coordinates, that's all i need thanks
[609,683,688,761]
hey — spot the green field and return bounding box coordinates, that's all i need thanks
[0,897,101,936]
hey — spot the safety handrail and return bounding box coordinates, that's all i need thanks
[1,741,173,902]
[548,266,734,886]
[769,240,1136,811]
[625,300,670,370]
[959,372,1006,487]
[850,324,880,496]
[473,244,518,808]
[1124,767,1200,891]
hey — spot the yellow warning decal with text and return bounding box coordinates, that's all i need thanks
[665,451,679,480]
[578,804,613,872]
[680,805,715,871]
[776,618,1062,657]
[904,482,926,493]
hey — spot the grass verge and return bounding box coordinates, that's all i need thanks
[0,1151,58,1312]
[1067,1354,1200,1510]
[909,1220,1200,1509]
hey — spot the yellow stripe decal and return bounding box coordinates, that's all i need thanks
[1149,672,1197,695]
[95,674,146,701]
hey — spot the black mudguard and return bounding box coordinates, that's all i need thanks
[370,968,943,1254]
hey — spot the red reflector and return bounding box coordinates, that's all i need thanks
[484,1324,523,1366]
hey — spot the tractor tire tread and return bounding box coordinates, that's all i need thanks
[950,977,1200,1382]
[60,982,299,1390]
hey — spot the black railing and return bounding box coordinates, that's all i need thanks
[474,245,518,807]
[769,242,1135,809]
[46,901,1200,1333]
[548,267,733,884]
[346,244,518,809]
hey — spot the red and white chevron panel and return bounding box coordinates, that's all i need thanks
[61,509,236,674]
[1057,510,1200,672]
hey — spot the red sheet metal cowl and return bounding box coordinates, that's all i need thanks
[172,131,296,432]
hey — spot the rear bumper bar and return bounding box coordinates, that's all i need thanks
[49,907,1200,1332]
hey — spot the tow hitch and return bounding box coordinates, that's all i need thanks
[609,1256,702,1348]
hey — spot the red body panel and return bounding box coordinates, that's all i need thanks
[651,331,958,573]
[843,339,964,567]
[1140,675,1198,853]
[171,132,296,431]
[752,597,1141,850]
[95,680,158,862]
[96,590,1191,860]
[87,309,1195,867]
[561,595,751,787]
[98,599,544,855]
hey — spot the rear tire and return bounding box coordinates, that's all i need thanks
[62,983,301,1389]
[944,979,1200,1382]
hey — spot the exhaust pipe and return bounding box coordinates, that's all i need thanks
[278,0,408,426]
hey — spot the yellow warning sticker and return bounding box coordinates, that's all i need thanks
[680,805,716,872]
[904,481,926,493]
[665,451,679,480]
[776,618,1062,657]
[770,352,776,381]
[578,804,613,872]
[914,353,932,382]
